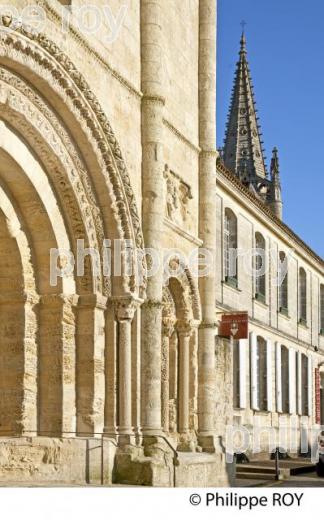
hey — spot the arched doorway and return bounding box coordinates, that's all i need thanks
[161,262,201,451]
[0,20,146,445]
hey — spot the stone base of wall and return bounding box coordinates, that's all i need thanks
[175,453,234,487]
[0,437,117,485]
[114,449,234,487]
[0,437,233,487]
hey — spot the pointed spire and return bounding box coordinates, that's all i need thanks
[222,32,268,186]
[268,147,283,219]
[240,31,247,54]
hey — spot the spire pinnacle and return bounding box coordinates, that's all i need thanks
[269,147,283,219]
[271,146,279,175]
[222,32,268,185]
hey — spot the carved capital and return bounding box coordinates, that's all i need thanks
[162,316,176,338]
[176,319,193,337]
[114,298,138,322]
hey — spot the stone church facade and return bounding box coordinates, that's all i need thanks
[0,0,322,487]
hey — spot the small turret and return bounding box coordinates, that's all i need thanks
[268,147,283,220]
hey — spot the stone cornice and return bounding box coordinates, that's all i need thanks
[163,118,201,154]
[217,160,324,274]
[164,217,203,247]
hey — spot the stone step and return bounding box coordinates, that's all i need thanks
[237,464,276,475]
[236,461,316,479]
[290,463,316,476]
[236,472,274,481]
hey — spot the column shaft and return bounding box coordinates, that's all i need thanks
[140,0,165,436]
[0,293,38,436]
[198,0,218,442]
[118,318,133,434]
[76,294,106,435]
[161,334,170,433]
[39,294,78,436]
[104,302,118,436]
[115,299,137,440]
[178,332,191,434]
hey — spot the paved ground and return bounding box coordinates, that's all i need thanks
[236,471,324,488]
[265,472,324,487]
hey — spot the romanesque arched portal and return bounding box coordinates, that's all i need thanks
[162,260,201,451]
[0,19,146,446]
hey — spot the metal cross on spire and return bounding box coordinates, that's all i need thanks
[241,20,247,33]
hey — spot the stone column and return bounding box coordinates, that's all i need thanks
[103,301,118,437]
[189,322,200,432]
[131,308,141,438]
[115,299,137,442]
[39,294,78,436]
[177,321,192,435]
[161,317,175,433]
[0,291,39,436]
[76,293,107,436]
[197,0,218,451]
[140,0,165,439]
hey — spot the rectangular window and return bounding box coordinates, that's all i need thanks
[233,340,240,408]
[281,346,289,413]
[257,339,267,411]
[301,354,308,416]
[224,217,230,279]
[295,351,299,414]
[320,285,324,333]
[299,269,307,324]
[279,253,288,313]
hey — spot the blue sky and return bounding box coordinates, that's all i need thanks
[217,0,324,258]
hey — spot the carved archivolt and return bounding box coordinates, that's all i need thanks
[0,184,37,301]
[163,260,201,322]
[0,69,104,295]
[0,20,146,297]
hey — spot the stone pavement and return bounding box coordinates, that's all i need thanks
[236,471,324,488]
[235,458,319,487]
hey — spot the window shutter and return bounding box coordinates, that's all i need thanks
[239,339,247,409]
[250,332,258,410]
[289,348,296,414]
[308,356,313,418]
[276,342,282,413]
[297,352,302,415]
[266,339,273,411]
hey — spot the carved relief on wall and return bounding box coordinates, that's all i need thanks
[164,165,193,227]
